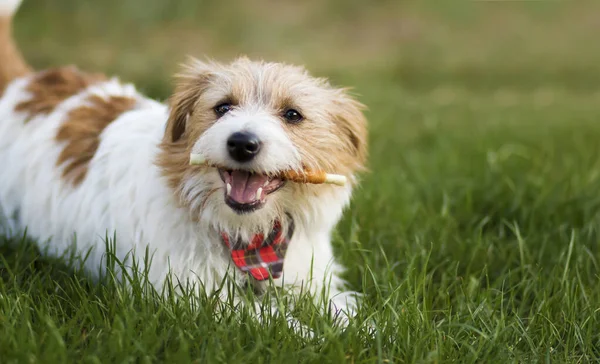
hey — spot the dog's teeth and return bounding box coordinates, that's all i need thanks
[226,183,232,196]
[256,187,263,200]
[263,180,269,187]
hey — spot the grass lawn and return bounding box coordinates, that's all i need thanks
[2,0,600,362]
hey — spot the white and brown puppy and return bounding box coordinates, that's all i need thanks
[0,0,367,326]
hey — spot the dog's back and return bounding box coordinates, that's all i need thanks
[0,0,209,287]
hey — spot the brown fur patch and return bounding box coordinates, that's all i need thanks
[284,92,368,177]
[15,66,107,119]
[0,16,31,95]
[156,62,216,193]
[156,138,194,192]
[56,94,137,186]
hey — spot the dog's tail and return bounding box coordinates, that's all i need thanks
[0,0,30,93]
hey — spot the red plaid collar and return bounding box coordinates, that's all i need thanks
[221,218,295,281]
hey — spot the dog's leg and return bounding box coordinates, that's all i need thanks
[205,283,316,339]
[251,299,316,339]
[278,231,361,329]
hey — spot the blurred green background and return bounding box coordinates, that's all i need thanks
[15,0,600,98]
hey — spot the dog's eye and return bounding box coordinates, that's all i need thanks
[283,109,303,124]
[214,103,232,117]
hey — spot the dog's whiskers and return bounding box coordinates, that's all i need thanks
[199,187,222,214]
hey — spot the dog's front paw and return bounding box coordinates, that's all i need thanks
[251,301,316,340]
[328,290,360,328]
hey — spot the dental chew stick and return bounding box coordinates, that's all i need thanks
[281,170,347,186]
[189,153,206,165]
[188,153,346,186]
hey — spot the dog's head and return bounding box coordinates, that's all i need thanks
[158,57,367,235]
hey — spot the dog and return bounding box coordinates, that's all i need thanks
[0,0,368,329]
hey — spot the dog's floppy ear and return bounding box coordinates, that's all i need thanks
[331,90,368,166]
[165,60,213,143]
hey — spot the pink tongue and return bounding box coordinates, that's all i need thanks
[229,170,269,204]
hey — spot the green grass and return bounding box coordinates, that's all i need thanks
[2,0,600,362]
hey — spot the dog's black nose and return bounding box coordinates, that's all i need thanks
[227,131,262,162]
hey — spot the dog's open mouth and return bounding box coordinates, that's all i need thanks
[218,169,285,213]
